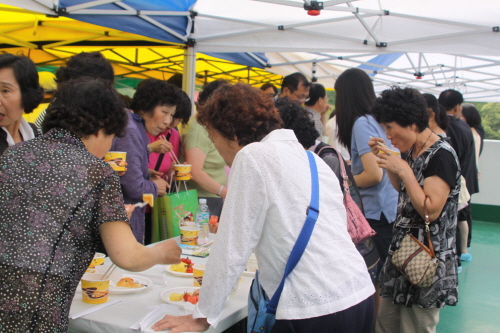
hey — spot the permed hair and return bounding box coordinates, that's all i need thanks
[55,52,114,84]
[372,87,429,132]
[130,79,181,116]
[42,78,127,138]
[0,54,44,114]
[304,83,326,106]
[260,82,278,94]
[275,97,319,148]
[197,83,283,147]
[438,89,464,111]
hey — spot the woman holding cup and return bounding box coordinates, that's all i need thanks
[111,79,180,243]
[0,78,181,332]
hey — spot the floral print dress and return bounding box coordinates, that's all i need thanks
[0,128,128,332]
[379,139,460,308]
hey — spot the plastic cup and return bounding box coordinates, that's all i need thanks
[173,164,192,181]
[379,149,400,156]
[104,152,127,172]
[180,226,200,245]
[86,252,106,273]
[193,264,205,287]
[81,273,110,304]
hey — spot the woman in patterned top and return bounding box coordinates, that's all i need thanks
[0,78,181,332]
[369,87,460,333]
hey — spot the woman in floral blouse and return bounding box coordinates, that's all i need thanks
[0,78,181,332]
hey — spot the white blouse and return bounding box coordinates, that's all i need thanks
[193,129,374,327]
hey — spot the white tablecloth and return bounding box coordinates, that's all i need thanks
[68,254,252,333]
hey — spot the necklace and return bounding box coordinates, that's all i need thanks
[413,130,433,158]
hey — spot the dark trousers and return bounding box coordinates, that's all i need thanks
[271,295,374,333]
[367,213,394,279]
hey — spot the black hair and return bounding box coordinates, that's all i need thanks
[260,83,278,94]
[55,52,114,84]
[372,87,429,132]
[119,94,132,109]
[175,90,192,125]
[130,79,181,116]
[42,78,127,138]
[275,97,319,148]
[462,103,482,128]
[197,79,230,106]
[438,89,464,111]
[334,68,375,151]
[423,93,448,131]
[0,54,44,114]
[304,83,326,106]
[167,73,183,89]
[280,72,310,94]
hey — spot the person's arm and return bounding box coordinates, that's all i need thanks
[112,127,159,201]
[99,221,181,271]
[185,147,227,198]
[353,152,383,187]
[377,147,452,221]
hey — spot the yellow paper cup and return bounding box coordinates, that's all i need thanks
[180,226,200,245]
[193,264,205,287]
[86,252,106,273]
[104,151,127,172]
[379,149,400,156]
[81,273,110,304]
[174,164,192,181]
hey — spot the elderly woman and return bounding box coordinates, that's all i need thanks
[153,83,375,333]
[0,54,43,156]
[0,78,181,332]
[369,87,460,333]
[112,79,180,243]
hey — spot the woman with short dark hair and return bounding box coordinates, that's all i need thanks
[370,87,460,333]
[0,54,44,156]
[0,78,181,332]
[153,83,375,333]
[111,78,179,243]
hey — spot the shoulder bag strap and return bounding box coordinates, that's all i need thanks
[266,150,319,314]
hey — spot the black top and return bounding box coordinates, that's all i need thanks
[423,148,459,189]
[445,115,479,195]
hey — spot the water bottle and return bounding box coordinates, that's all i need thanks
[195,198,210,245]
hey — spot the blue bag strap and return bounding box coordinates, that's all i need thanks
[266,150,319,314]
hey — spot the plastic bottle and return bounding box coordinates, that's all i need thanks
[195,198,210,245]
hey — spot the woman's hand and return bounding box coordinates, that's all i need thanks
[376,145,409,177]
[368,136,387,156]
[148,139,173,154]
[151,175,169,196]
[116,162,128,177]
[152,315,209,333]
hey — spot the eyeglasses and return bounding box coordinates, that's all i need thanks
[292,92,309,103]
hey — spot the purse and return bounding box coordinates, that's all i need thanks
[247,151,320,333]
[317,145,376,244]
[391,199,439,288]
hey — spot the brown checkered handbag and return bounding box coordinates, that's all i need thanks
[391,200,438,288]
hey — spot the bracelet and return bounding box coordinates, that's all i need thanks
[216,185,224,197]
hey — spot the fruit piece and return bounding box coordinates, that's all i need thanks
[169,293,183,302]
[187,295,199,304]
[183,292,189,302]
[142,193,154,207]
[184,258,192,265]
[116,277,143,288]
[186,267,193,273]
[192,290,200,297]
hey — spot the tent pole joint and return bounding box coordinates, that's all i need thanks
[493,26,499,32]
[190,11,198,18]
[384,10,390,15]
[186,38,196,47]
[278,25,284,30]
[377,42,388,47]
[57,7,67,15]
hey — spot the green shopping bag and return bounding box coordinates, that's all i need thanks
[151,189,198,242]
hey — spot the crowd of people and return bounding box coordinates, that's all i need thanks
[0,51,483,333]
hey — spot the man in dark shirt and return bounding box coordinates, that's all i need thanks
[439,89,478,264]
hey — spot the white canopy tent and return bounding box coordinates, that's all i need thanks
[3,0,500,101]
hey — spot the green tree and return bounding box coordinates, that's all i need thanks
[479,103,500,140]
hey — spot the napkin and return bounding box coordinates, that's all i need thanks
[69,300,122,319]
[130,304,180,331]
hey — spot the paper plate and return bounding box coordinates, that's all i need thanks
[165,265,194,278]
[159,287,200,307]
[109,275,152,295]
